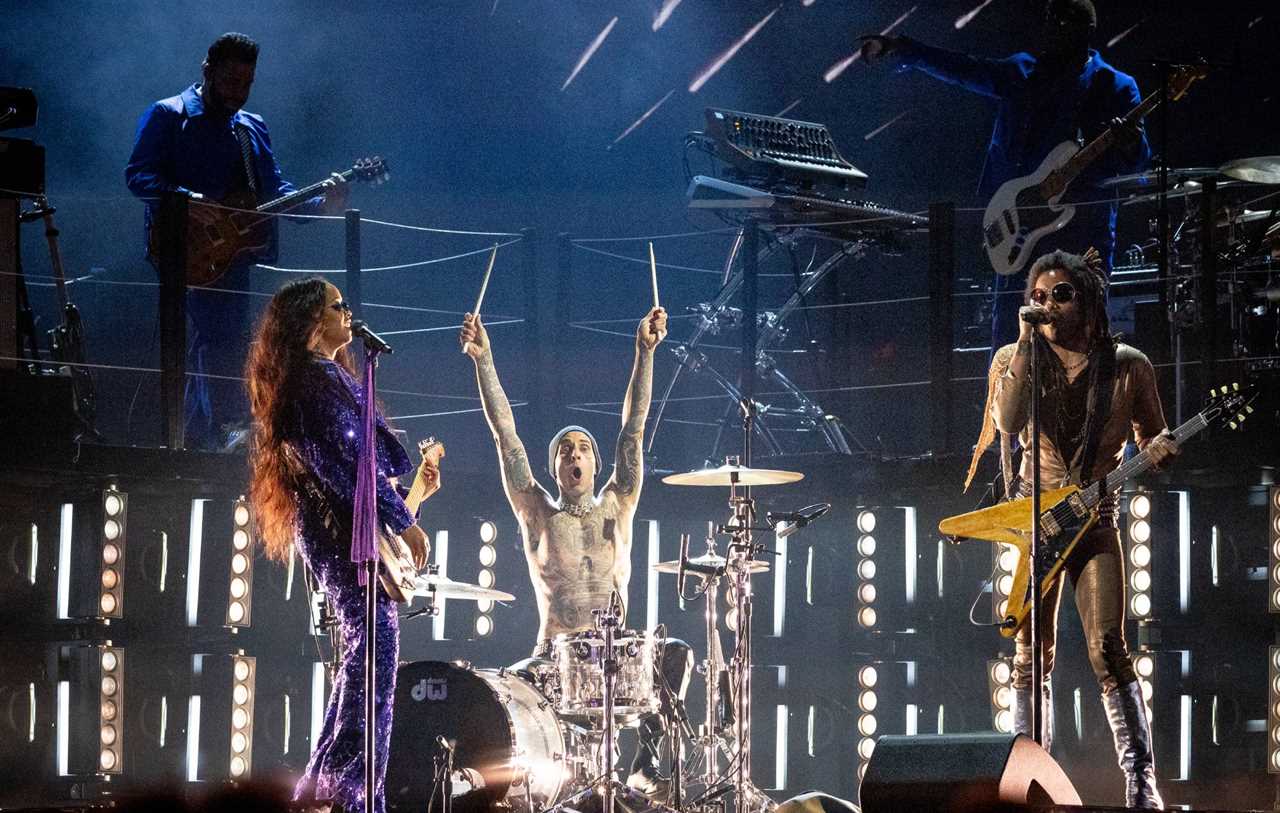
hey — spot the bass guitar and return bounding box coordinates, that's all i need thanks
[939,383,1255,637]
[982,63,1206,277]
[378,437,445,604]
[147,156,389,287]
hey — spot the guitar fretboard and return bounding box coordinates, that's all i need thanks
[1080,411,1209,508]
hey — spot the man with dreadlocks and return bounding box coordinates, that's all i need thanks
[965,249,1177,809]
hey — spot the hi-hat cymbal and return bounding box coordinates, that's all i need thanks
[652,552,771,574]
[411,573,515,602]
[662,464,804,487]
[1099,166,1220,190]
[1221,156,1280,185]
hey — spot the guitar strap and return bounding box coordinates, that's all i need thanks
[233,122,259,197]
[1071,340,1118,485]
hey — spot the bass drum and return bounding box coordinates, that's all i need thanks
[386,661,567,813]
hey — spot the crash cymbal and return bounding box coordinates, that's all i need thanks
[662,463,804,487]
[1221,156,1280,185]
[1120,178,1251,206]
[1099,166,1220,190]
[652,552,771,574]
[411,573,515,602]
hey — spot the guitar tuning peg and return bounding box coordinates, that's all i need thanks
[1247,405,1255,414]
[1232,382,1240,391]
[1229,420,1239,430]
[1236,413,1246,423]
[1209,387,1218,397]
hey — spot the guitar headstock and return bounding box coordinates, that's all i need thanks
[1169,61,1209,101]
[1203,382,1258,431]
[352,156,390,185]
[418,436,445,467]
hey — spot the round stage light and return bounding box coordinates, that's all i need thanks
[101,700,118,721]
[102,544,120,565]
[1131,570,1152,592]
[478,569,495,588]
[104,494,123,517]
[231,552,250,575]
[1129,494,1151,519]
[479,545,497,567]
[994,709,1014,733]
[480,521,498,544]
[475,616,493,637]
[1271,750,1280,773]
[857,607,877,628]
[477,598,494,613]
[990,661,1011,685]
[230,576,248,599]
[857,714,877,736]
[101,650,118,672]
[233,529,250,551]
[858,737,876,760]
[231,756,247,777]
[1129,544,1151,568]
[232,732,248,754]
[1272,589,1280,610]
[234,504,251,527]
[994,686,1013,709]
[858,690,878,712]
[99,749,117,771]
[997,574,1014,596]
[1129,520,1151,544]
[228,601,246,624]
[998,548,1018,573]
[858,559,877,580]
[102,568,119,589]
[101,676,118,696]
[858,666,878,688]
[997,599,1010,618]
[1273,650,1280,671]
[1130,594,1152,617]
[99,593,117,614]
[234,659,251,682]
[1135,655,1155,678]
[233,684,250,705]
[726,609,738,632]
[1140,680,1154,702]
[103,520,121,541]
[857,511,877,534]
[233,707,249,730]
[857,535,877,557]
[100,724,117,745]
[858,583,877,604]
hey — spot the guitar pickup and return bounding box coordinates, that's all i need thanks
[1065,492,1089,519]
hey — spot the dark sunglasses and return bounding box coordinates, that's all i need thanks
[1030,282,1076,306]
[329,300,352,314]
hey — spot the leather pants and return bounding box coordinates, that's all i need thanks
[1011,526,1136,693]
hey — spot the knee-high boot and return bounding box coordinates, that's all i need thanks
[1012,679,1054,754]
[1101,680,1163,809]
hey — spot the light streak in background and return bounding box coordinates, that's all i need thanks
[561,16,619,91]
[688,7,780,94]
[653,0,684,31]
[955,0,998,30]
[824,5,917,83]
[864,109,910,140]
[775,99,802,117]
[802,0,817,5]
[490,0,499,15]
[1107,20,1143,48]
[612,89,676,144]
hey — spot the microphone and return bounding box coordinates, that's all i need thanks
[351,319,394,354]
[677,532,690,597]
[436,735,454,753]
[767,503,831,538]
[1019,305,1054,325]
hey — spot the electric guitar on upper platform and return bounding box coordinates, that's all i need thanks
[147,156,389,287]
[939,383,1255,637]
[378,437,444,604]
[982,63,1206,277]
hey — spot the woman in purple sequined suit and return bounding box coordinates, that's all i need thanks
[246,278,431,813]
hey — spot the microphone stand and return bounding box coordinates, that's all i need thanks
[357,343,385,813]
[1027,321,1043,749]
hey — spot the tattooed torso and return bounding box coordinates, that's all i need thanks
[520,492,634,641]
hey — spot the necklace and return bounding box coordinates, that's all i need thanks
[560,498,595,518]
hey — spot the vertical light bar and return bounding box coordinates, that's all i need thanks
[1176,490,1191,613]
[186,499,207,627]
[28,523,38,584]
[1179,694,1192,780]
[56,503,73,619]
[772,531,787,637]
[159,531,169,593]
[187,695,202,781]
[774,704,788,790]
[1073,688,1084,742]
[283,695,291,756]
[806,705,815,757]
[805,546,814,606]
[285,547,297,602]
[160,696,168,748]
[905,704,918,736]
[903,507,917,604]
[935,540,945,599]
[28,682,36,742]
[937,705,945,734]
[646,520,660,632]
[1210,525,1220,587]
[432,530,449,641]
[56,680,69,776]
[310,662,326,749]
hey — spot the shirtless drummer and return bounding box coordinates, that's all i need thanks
[461,306,690,797]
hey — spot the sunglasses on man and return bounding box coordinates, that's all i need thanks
[1029,282,1076,306]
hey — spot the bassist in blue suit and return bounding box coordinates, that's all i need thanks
[861,0,1150,350]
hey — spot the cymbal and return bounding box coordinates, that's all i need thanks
[411,573,515,602]
[1120,178,1251,206]
[1099,166,1220,190]
[1221,156,1280,185]
[652,552,771,574]
[662,463,804,487]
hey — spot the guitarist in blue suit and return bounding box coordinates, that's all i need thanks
[860,0,1150,352]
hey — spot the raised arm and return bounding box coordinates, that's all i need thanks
[861,34,1028,99]
[461,314,546,513]
[607,307,667,505]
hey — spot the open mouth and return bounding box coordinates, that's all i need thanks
[572,466,582,481]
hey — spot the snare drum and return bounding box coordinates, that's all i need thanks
[551,629,659,719]
[386,661,567,812]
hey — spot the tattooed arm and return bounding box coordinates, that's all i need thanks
[606,308,667,507]
[461,314,548,515]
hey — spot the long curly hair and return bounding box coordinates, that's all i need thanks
[1024,250,1113,376]
[245,278,354,562]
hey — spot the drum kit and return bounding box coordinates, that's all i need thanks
[383,458,819,813]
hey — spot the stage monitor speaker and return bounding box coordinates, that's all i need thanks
[860,733,1081,813]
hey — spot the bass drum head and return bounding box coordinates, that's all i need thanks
[386,661,565,813]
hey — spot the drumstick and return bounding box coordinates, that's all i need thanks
[648,241,660,310]
[473,243,499,316]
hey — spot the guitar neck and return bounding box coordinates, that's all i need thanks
[1083,411,1208,506]
[256,167,354,215]
[1044,88,1164,198]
